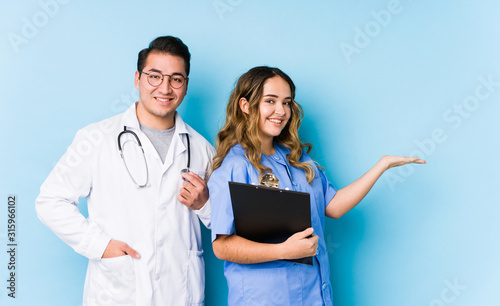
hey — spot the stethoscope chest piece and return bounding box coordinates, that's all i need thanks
[260,173,280,188]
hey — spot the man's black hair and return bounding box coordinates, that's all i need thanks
[137,36,191,76]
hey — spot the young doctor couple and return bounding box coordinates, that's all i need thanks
[36,36,425,305]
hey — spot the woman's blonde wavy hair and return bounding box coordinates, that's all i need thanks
[212,66,316,184]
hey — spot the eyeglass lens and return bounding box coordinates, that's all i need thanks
[146,72,185,88]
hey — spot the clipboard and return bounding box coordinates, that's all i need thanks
[228,181,313,265]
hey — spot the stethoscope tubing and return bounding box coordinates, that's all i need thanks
[117,126,191,188]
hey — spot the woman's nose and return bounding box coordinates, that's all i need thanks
[274,102,285,115]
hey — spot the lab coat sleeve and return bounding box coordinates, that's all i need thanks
[194,198,211,229]
[35,129,111,260]
[192,143,216,229]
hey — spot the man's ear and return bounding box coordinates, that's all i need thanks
[239,98,250,114]
[134,71,140,90]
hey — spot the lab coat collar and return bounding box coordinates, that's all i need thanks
[120,102,191,170]
[121,102,141,131]
[172,112,189,136]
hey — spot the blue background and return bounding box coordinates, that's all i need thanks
[1,0,499,305]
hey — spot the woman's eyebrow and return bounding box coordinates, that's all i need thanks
[263,94,292,99]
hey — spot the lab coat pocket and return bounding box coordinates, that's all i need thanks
[84,255,136,306]
[186,250,205,305]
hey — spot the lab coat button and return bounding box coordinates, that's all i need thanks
[155,273,160,281]
[322,283,327,290]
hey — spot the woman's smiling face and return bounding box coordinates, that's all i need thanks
[257,76,292,143]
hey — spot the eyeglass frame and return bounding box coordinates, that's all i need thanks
[139,70,188,89]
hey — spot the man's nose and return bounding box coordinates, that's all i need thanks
[158,76,173,94]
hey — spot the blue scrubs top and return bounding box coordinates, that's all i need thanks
[209,143,337,305]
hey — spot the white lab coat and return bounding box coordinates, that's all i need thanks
[36,103,215,306]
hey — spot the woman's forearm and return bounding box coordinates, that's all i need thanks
[325,155,425,219]
[325,158,388,219]
[213,234,284,264]
[213,228,318,264]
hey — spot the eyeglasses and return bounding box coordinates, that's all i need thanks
[139,71,187,89]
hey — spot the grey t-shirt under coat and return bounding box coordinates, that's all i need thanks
[139,123,175,164]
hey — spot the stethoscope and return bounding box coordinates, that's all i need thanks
[117,126,190,188]
[259,150,294,189]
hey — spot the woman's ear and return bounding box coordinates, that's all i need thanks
[239,98,250,114]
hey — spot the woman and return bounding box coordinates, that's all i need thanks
[208,66,425,305]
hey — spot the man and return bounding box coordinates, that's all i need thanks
[36,36,214,305]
